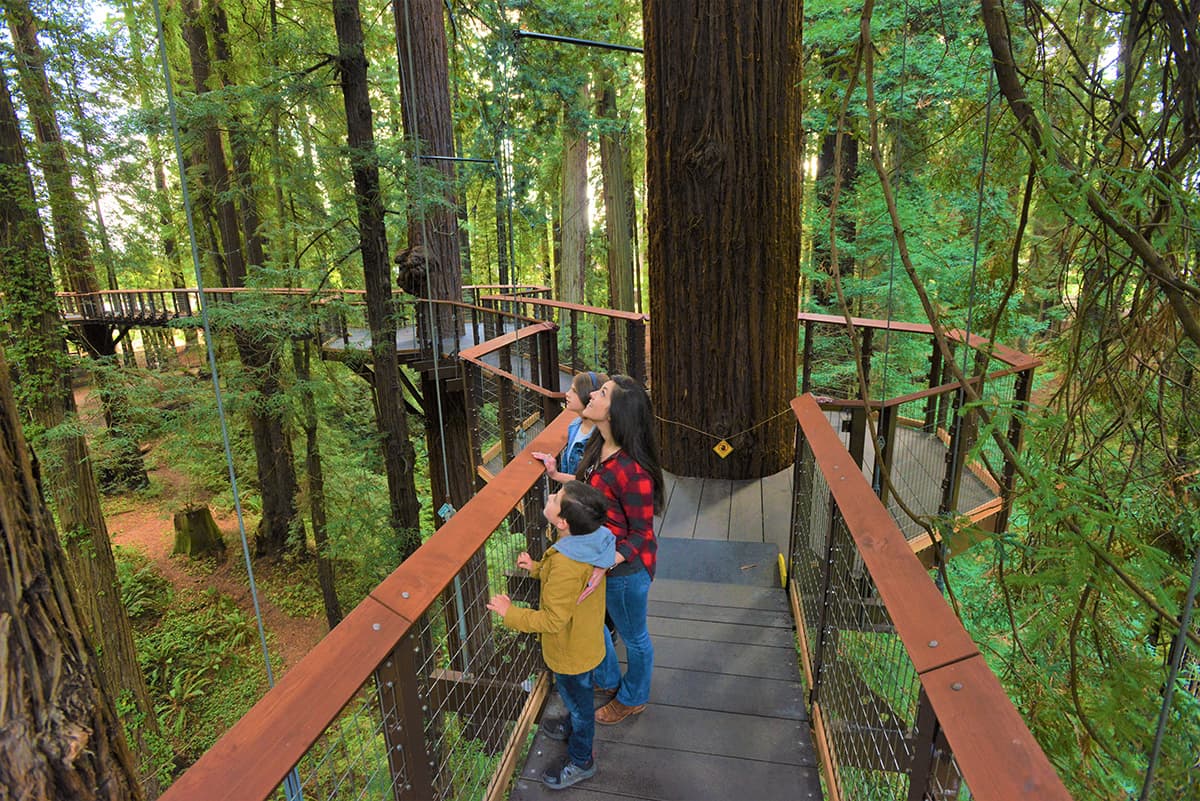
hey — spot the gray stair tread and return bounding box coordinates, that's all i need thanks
[649,577,788,611]
[514,739,822,801]
[656,537,782,587]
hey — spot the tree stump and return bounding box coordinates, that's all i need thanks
[172,505,226,558]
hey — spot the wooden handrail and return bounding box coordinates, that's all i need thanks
[458,322,565,399]
[158,412,574,801]
[798,312,1042,370]
[485,294,649,322]
[792,393,1071,800]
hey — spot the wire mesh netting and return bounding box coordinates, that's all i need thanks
[275,480,554,801]
[485,298,645,382]
[790,426,970,801]
[467,330,558,478]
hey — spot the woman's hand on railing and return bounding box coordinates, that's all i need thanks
[516,552,534,571]
[486,594,511,617]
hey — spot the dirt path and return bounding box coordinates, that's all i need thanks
[107,465,326,677]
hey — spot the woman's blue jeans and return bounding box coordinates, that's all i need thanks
[592,567,654,706]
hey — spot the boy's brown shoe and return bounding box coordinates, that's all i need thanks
[595,699,645,725]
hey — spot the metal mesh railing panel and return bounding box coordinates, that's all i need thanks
[269,480,551,801]
[467,331,557,477]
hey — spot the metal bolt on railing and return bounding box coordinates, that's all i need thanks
[951,683,963,691]
[373,623,381,631]
[929,640,939,648]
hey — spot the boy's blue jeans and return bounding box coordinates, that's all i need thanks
[554,670,595,767]
[592,567,654,706]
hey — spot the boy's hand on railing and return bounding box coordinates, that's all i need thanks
[577,566,606,603]
[516,552,534,571]
[486,594,511,617]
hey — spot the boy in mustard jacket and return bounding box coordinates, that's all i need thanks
[487,481,615,790]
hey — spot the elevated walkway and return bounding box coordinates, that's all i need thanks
[511,470,823,800]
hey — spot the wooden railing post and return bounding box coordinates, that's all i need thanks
[908,687,962,801]
[569,309,579,372]
[860,328,875,395]
[809,507,842,706]
[801,320,814,394]
[627,317,647,385]
[925,337,942,430]
[993,367,1033,535]
[377,631,436,801]
[873,404,898,509]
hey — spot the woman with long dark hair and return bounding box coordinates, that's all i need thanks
[562,375,664,724]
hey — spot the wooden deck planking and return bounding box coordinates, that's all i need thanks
[728,477,764,542]
[656,474,702,538]
[692,479,732,540]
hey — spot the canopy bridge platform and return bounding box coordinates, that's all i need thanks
[56,287,1066,801]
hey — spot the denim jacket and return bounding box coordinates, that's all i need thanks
[560,416,592,478]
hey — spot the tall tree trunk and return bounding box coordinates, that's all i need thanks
[210,0,268,272]
[124,0,197,352]
[596,77,636,312]
[494,129,510,285]
[646,0,802,479]
[558,89,589,304]
[0,344,144,801]
[332,0,424,558]
[812,130,857,307]
[0,66,160,799]
[181,0,301,559]
[5,0,149,489]
[394,0,464,308]
[293,342,341,629]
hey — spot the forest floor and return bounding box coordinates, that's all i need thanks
[77,376,327,679]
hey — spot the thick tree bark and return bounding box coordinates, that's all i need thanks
[645,0,803,479]
[333,0,424,558]
[558,88,589,304]
[393,0,477,541]
[0,67,159,798]
[394,0,464,308]
[0,346,144,801]
[597,78,636,313]
[181,0,301,559]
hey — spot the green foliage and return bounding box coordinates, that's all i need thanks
[135,588,263,755]
[113,544,173,620]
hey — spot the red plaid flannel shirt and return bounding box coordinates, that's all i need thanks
[586,450,657,579]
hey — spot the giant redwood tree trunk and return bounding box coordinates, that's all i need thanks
[6,0,149,490]
[558,87,589,304]
[0,67,159,798]
[333,0,424,558]
[0,347,144,801]
[394,0,463,306]
[181,0,301,559]
[393,0,477,527]
[645,0,803,479]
